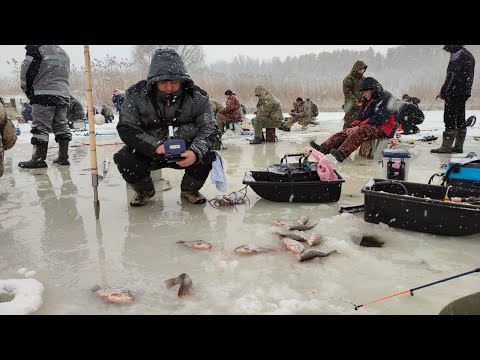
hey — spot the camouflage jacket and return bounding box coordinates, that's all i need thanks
[254,85,284,121]
[343,60,367,112]
[0,104,18,177]
[210,99,224,116]
[292,101,311,118]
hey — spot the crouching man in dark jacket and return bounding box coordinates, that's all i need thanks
[310,77,398,162]
[113,49,218,206]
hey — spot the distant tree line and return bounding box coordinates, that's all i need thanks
[1,45,479,112]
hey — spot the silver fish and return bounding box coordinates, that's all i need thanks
[234,244,275,254]
[282,238,305,254]
[273,230,307,242]
[289,223,317,231]
[91,285,134,304]
[164,273,193,298]
[297,215,310,225]
[307,233,325,246]
[298,249,339,262]
[176,240,213,250]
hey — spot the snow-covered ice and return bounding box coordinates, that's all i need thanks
[1,110,480,315]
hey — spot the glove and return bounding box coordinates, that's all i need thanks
[360,119,370,126]
[356,102,363,107]
[350,120,361,127]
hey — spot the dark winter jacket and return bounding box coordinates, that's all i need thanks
[112,90,125,112]
[67,96,85,122]
[440,45,475,98]
[117,49,216,163]
[398,101,424,127]
[101,105,115,122]
[22,103,33,122]
[355,77,398,138]
[20,45,70,106]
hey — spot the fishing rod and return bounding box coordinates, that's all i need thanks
[351,267,480,311]
[424,95,440,114]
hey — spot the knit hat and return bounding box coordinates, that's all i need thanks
[296,97,303,102]
[225,89,233,96]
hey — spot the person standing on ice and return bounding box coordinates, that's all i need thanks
[432,45,475,154]
[113,48,217,206]
[18,45,72,168]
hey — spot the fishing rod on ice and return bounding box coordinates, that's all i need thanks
[349,267,480,311]
[424,95,440,115]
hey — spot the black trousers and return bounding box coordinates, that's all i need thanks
[444,96,469,132]
[113,146,213,191]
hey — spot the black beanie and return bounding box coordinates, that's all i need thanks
[225,89,233,96]
[296,97,303,102]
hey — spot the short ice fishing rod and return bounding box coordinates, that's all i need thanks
[424,95,439,114]
[352,268,480,311]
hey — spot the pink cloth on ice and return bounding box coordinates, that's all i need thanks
[304,147,338,181]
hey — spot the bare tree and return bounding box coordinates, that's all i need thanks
[132,45,206,75]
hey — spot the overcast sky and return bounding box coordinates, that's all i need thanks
[0,45,398,75]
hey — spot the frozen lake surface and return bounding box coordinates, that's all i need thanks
[1,110,480,315]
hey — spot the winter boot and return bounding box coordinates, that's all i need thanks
[330,148,346,162]
[180,191,207,204]
[431,131,455,154]
[18,141,49,168]
[53,140,70,165]
[309,140,329,154]
[452,128,467,153]
[129,177,155,207]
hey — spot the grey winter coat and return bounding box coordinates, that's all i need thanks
[20,45,70,106]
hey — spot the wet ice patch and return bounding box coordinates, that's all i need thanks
[218,260,238,272]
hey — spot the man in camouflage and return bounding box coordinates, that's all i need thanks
[342,60,368,129]
[250,85,283,144]
[113,48,218,206]
[0,102,18,177]
[210,99,224,120]
[280,97,312,131]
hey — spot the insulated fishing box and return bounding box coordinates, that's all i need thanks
[243,153,345,203]
[361,178,480,236]
[444,155,480,189]
[429,152,480,189]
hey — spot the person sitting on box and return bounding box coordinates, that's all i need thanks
[250,85,283,144]
[216,89,242,133]
[310,77,398,162]
[113,48,217,206]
